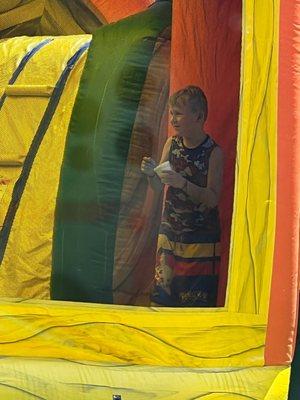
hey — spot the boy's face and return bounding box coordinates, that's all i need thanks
[170,101,200,136]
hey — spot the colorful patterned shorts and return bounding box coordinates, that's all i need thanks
[151,233,220,307]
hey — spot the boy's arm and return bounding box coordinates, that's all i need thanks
[184,146,223,207]
[159,136,173,164]
[147,136,173,192]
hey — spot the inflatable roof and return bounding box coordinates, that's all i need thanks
[0,0,299,398]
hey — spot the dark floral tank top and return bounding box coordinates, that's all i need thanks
[160,135,221,242]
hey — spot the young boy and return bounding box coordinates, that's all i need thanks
[141,86,223,307]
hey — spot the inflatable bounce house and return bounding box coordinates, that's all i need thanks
[0,0,299,398]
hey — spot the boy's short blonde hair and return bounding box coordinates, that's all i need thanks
[169,85,208,121]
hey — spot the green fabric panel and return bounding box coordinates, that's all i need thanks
[51,2,171,303]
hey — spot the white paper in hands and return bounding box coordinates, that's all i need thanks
[154,161,172,178]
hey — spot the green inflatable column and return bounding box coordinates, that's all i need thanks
[51,2,171,303]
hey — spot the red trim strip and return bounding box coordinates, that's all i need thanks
[90,0,153,23]
[265,0,300,365]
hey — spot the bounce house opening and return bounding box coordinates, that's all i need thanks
[0,1,242,308]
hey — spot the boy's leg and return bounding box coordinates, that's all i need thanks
[150,235,176,306]
[154,253,173,294]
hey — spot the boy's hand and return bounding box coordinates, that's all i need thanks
[141,157,157,177]
[159,170,186,189]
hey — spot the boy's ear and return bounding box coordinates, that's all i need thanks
[196,110,204,122]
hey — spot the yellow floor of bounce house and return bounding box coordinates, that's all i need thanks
[0,357,290,399]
